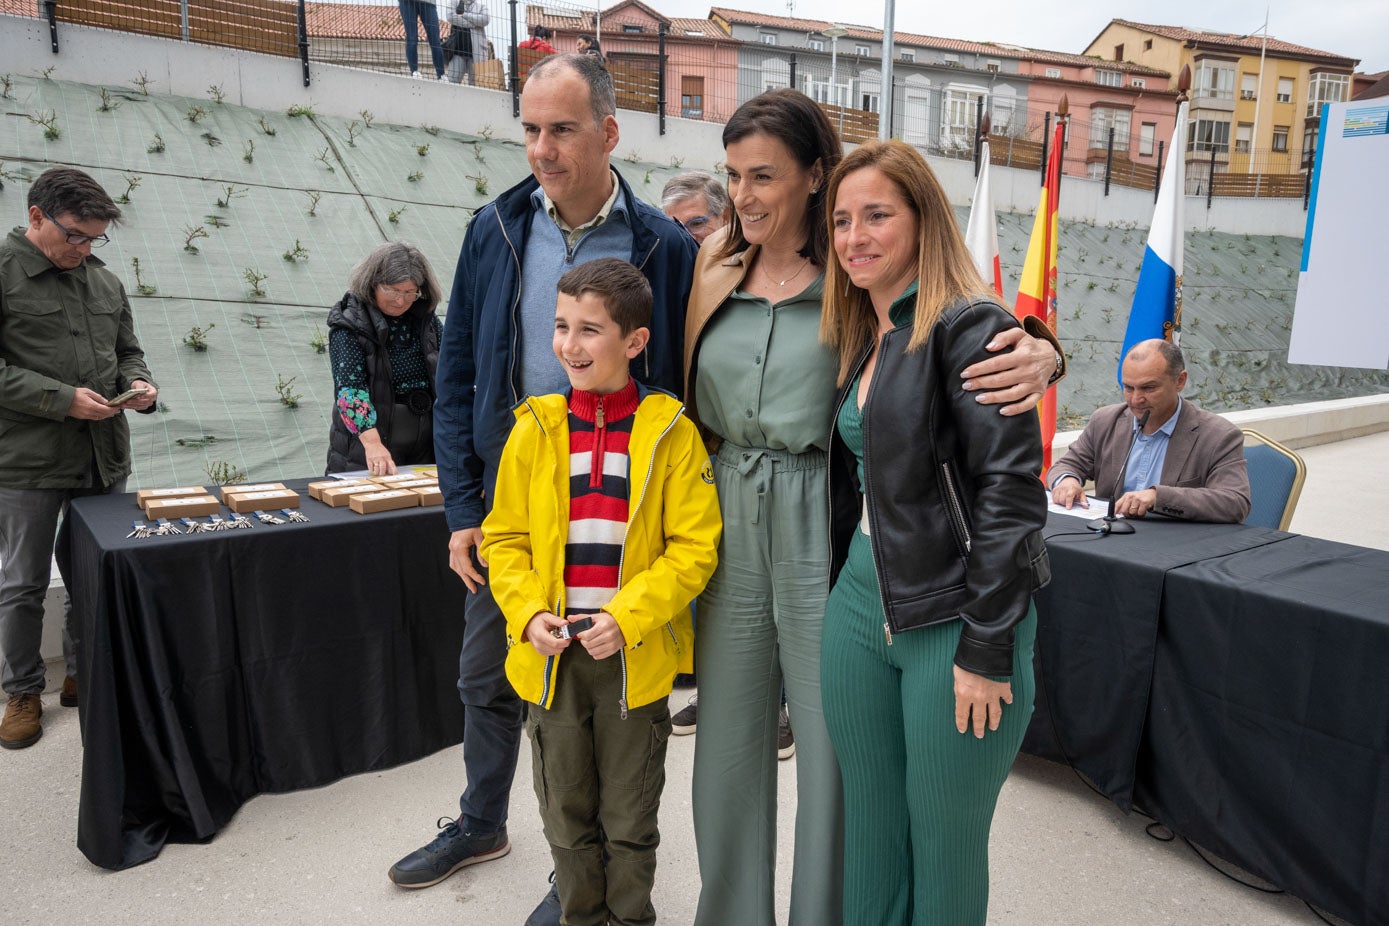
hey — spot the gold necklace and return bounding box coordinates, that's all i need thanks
[764,255,810,287]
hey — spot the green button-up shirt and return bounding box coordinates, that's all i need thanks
[0,227,155,488]
[693,273,837,454]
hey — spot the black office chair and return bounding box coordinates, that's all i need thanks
[1241,428,1306,530]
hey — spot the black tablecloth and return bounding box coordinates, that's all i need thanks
[69,477,468,870]
[1024,513,1290,809]
[1136,536,1389,926]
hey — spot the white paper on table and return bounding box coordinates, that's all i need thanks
[1047,496,1122,520]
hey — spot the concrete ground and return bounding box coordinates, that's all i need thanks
[4,433,1384,926]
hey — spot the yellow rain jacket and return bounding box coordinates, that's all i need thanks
[481,388,720,713]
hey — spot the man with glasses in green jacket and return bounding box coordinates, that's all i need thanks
[0,167,157,750]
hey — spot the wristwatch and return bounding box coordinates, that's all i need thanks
[1047,350,1065,386]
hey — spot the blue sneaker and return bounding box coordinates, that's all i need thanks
[525,873,561,926]
[388,817,510,888]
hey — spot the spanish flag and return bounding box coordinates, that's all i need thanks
[1015,109,1067,471]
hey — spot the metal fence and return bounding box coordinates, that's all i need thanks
[8,1,1315,201]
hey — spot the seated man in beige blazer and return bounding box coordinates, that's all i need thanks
[1049,339,1251,523]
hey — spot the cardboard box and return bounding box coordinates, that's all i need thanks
[349,489,420,514]
[220,482,288,505]
[225,489,302,513]
[307,478,368,500]
[136,486,210,509]
[372,478,436,491]
[318,483,387,508]
[411,485,443,507]
[371,473,439,487]
[143,495,221,519]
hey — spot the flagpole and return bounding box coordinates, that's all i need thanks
[1247,11,1268,174]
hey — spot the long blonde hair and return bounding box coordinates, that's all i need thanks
[820,140,992,386]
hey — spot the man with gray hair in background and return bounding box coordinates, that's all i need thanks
[661,170,730,245]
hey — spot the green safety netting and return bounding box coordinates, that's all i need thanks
[1,74,705,487]
[3,74,1387,487]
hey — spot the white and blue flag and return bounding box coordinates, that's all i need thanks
[1119,100,1189,378]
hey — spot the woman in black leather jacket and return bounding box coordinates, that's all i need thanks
[325,242,443,475]
[818,139,1050,925]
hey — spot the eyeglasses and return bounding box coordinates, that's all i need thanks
[43,210,109,248]
[377,284,422,302]
[681,214,714,234]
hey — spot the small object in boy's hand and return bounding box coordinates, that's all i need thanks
[553,615,595,640]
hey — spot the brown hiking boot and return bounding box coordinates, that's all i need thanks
[60,676,78,707]
[1,694,43,749]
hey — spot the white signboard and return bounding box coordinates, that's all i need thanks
[1288,97,1389,370]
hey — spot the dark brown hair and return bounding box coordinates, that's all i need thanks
[27,167,121,223]
[557,258,652,334]
[716,89,841,266]
[820,140,991,385]
[527,51,616,126]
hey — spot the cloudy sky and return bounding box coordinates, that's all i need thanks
[652,0,1386,73]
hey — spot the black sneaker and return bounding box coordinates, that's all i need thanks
[777,704,795,760]
[672,694,697,735]
[525,872,561,926]
[387,817,510,888]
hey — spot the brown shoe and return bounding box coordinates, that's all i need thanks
[1,694,43,749]
[60,676,78,707]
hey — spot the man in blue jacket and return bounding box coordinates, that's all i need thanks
[387,52,696,916]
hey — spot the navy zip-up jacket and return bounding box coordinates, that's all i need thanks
[434,170,697,532]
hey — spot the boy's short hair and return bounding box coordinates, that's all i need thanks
[557,258,652,334]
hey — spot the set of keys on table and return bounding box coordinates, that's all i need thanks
[126,509,308,538]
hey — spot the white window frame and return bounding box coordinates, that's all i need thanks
[1271,125,1289,153]
[1306,73,1349,119]
[808,38,824,51]
[1187,116,1231,154]
[1131,77,1146,89]
[1089,107,1131,149]
[942,84,986,145]
[1276,76,1294,103]
[1095,69,1122,87]
[1234,122,1252,154]
[855,44,871,57]
[1240,73,1257,101]
[1195,61,1235,101]
[1139,122,1156,156]
[802,73,850,108]
[899,49,915,62]
[1045,67,1061,79]
[760,33,777,46]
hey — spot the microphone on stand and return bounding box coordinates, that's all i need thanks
[1088,409,1151,535]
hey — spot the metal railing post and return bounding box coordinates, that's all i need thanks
[1207,145,1217,209]
[1154,139,1164,203]
[42,0,58,53]
[296,1,310,87]
[972,98,984,177]
[509,0,520,118]
[1103,126,1114,196]
[658,22,667,136]
[181,0,190,42]
[788,53,796,90]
